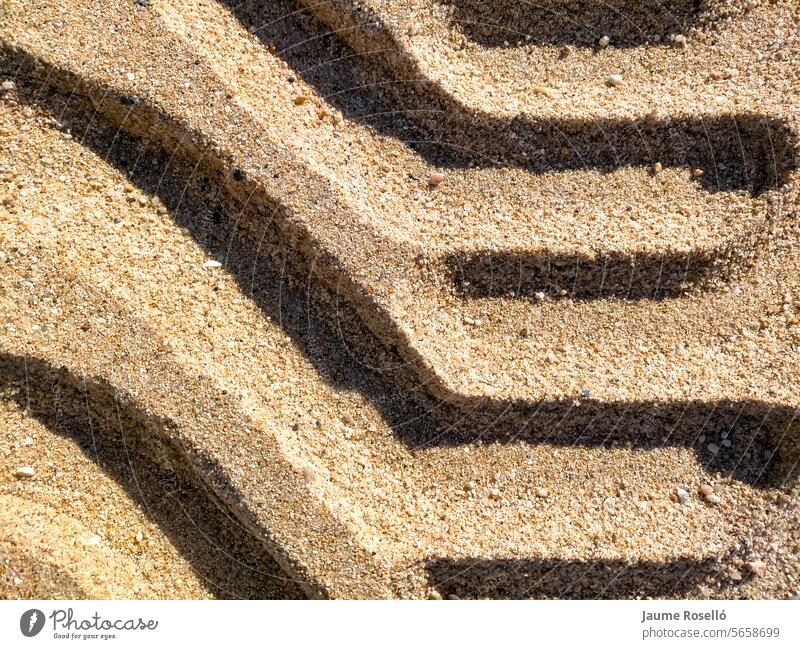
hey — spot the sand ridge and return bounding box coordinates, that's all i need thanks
[1,0,799,599]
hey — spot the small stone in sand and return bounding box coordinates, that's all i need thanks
[203,260,222,269]
[705,494,722,505]
[535,487,549,498]
[534,291,546,301]
[15,466,35,479]
[1,80,15,91]
[607,74,624,88]
[429,172,445,186]
[531,86,555,98]
[598,35,610,48]
[653,162,663,174]
[675,487,690,504]
[135,530,144,543]
[746,560,767,576]
[699,484,714,497]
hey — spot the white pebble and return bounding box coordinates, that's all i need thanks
[14,466,35,479]
[675,487,690,504]
[607,74,624,88]
[535,487,549,498]
[1,80,15,91]
[705,494,722,505]
[203,260,222,269]
[598,35,610,47]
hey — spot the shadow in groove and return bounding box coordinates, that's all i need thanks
[0,354,307,600]
[443,0,703,49]
[426,555,734,599]
[444,248,735,301]
[8,68,799,490]
[220,0,796,196]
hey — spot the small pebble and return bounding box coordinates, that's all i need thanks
[488,487,501,500]
[1,80,15,91]
[535,487,549,498]
[15,466,35,479]
[203,260,222,269]
[22,436,34,446]
[534,291,546,301]
[429,172,445,186]
[699,484,714,497]
[746,560,767,576]
[606,74,624,88]
[653,162,663,174]
[675,487,690,504]
[531,86,555,98]
[598,35,610,48]
[705,494,722,505]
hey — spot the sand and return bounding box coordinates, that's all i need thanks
[1,0,798,599]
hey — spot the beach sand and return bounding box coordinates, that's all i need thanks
[1,0,798,599]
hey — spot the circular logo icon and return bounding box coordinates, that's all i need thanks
[20,609,45,637]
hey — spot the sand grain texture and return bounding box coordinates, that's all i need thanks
[1,0,799,599]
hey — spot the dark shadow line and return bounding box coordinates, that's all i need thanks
[426,555,736,599]
[0,354,308,600]
[442,0,704,49]
[444,248,735,300]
